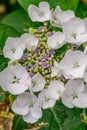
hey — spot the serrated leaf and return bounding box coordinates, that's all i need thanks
[17,0,79,12]
[2,9,30,33]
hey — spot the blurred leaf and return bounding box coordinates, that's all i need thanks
[80,0,87,5]
[17,0,79,12]
[2,9,30,33]
[0,24,20,71]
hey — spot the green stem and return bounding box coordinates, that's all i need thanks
[51,108,63,130]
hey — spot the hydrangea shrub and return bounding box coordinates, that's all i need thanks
[0,0,87,130]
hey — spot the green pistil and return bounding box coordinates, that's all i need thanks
[73,62,80,68]
[11,48,16,53]
[44,97,50,102]
[39,12,44,17]
[72,32,77,39]
[32,80,37,87]
[12,76,20,84]
[72,92,78,99]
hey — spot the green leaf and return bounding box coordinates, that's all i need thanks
[0,56,9,72]
[62,108,85,130]
[37,103,65,130]
[76,1,87,18]
[2,9,30,33]
[37,101,86,130]
[17,0,79,12]
[49,0,79,12]
[12,115,28,130]
[0,88,6,102]
[0,24,20,71]
[0,24,20,49]
[55,44,69,57]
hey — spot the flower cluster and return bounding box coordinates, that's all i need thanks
[1,1,87,124]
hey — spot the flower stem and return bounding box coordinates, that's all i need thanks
[51,108,63,130]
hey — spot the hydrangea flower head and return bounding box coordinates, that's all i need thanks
[1,1,87,126]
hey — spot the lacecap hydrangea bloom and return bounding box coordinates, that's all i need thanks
[1,1,87,124]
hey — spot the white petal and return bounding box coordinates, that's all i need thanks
[84,45,87,53]
[6,83,28,95]
[51,6,75,27]
[23,107,42,123]
[16,92,37,106]
[59,49,87,79]
[0,64,31,95]
[28,2,51,22]
[3,37,25,60]
[23,113,39,124]
[21,33,38,51]
[11,100,29,115]
[51,61,62,77]
[30,107,42,119]
[31,74,45,92]
[65,79,84,96]
[62,79,85,108]
[72,92,87,108]
[47,32,66,49]
[47,80,65,100]
[62,93,74,108]
[62,17,85,44]
[38,89,56,109]
[0,66,12,91]
[84,70,87,83]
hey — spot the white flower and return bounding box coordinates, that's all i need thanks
[31,74,46,92]
[62,17,87,45]
[37,89,56,109]
[3,37,25,61]
[21,33,38,51]
[59,49,87,79]
[47,80,65,100]
[51,60,63,77]
[62,79,87,108]
[28,2,51,22]
[12,92,42,123]
[47,32,66,49]
[51,6,75,28]
[0,64,31,95]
